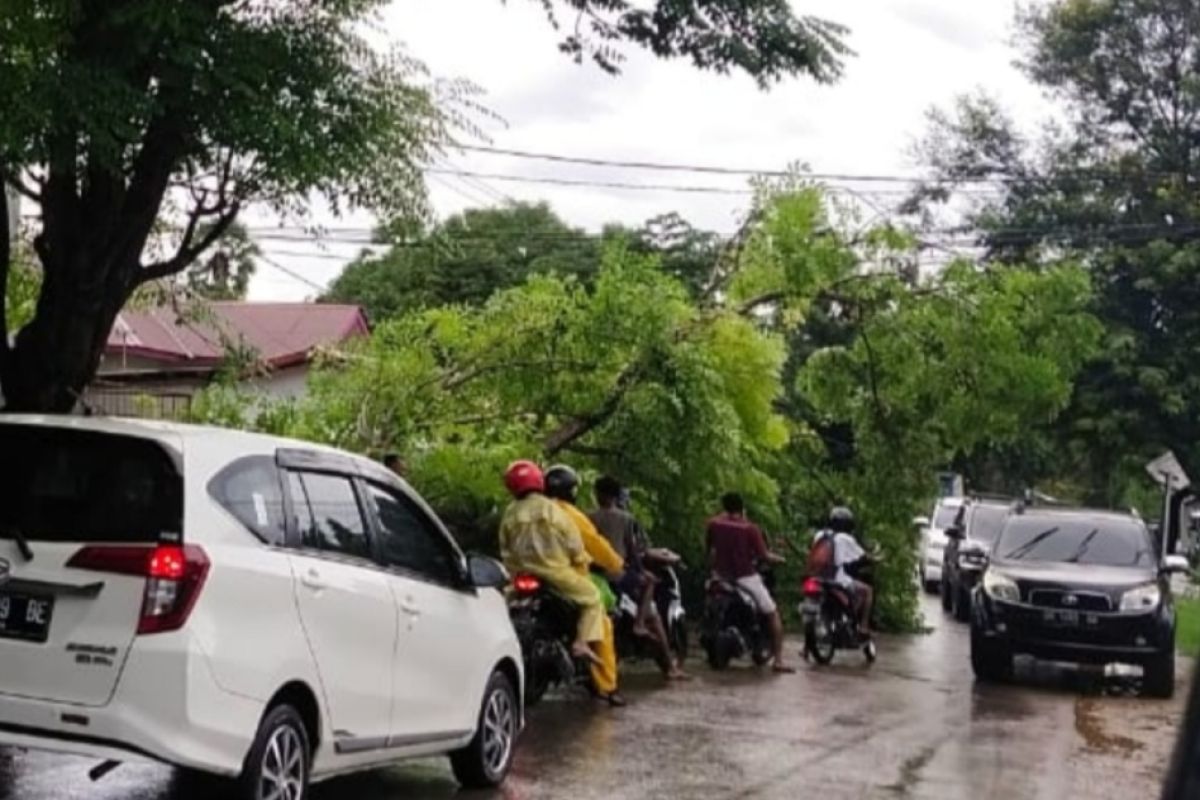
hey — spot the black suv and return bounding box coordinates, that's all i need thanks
[970,507,1189,697]
[942,497,1014,622]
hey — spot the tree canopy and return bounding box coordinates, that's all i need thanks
[907,0,1200,503]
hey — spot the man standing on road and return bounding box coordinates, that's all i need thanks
[706,492,793,673]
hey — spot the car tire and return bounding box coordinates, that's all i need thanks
[970,624,1013,683]
[923,578,940,595]
[954,587,971,623]
[451,671,519,789]
[940,578,952,612]
[237,704,311,800]
[1144,650,1176,699]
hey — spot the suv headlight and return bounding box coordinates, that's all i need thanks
[1120,583,1161,611]
[982,571,1019,603]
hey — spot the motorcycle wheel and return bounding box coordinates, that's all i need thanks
[804,620,836,665]
[707,632,734,670]
[863,638,877,664]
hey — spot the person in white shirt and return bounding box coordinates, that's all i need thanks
[813,507,874,635]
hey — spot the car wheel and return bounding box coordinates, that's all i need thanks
[237,704,310,800]
[1144,650,1176,699]
[940,579,952,612]
[954,587,971,623]
[970,624,1013,683]
[451,671,519,789]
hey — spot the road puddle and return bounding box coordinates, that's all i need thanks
[1074,697,1146,755]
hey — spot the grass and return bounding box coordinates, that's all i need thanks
[1177,595,1200,656]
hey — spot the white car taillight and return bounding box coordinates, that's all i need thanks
[67,544,211,635]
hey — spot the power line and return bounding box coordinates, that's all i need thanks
[427,168,755,195]
[455,143,1200,189]
[256,253,329,293]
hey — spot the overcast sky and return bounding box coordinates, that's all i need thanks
[249,0,1054,301]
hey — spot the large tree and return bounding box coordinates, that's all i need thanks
[0,0,850,413]
[908,0,1200,502]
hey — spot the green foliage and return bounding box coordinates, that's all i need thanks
[3,247,38,333]
[1177,597,1200,656]
[910,0,1200,502]
[324,203,604,320]
[530,0,850,86]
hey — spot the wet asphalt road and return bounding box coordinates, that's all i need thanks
[0,594,1187,800]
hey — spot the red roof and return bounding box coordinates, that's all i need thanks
[105,302,369,371]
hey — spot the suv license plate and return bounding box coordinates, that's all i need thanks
[0,593,54,643]
[1043,609,1079,627]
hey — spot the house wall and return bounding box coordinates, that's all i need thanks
[252,365,310,400]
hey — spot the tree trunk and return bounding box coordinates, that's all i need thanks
[1,260,127,413]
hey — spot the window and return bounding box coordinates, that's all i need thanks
[287,471,371,560]
[0,425,181,543]
[208,456,286,544]
[997,516,1156,567]
[365,483,461,586]
[933,504,960,529]
[967,504,1010,544]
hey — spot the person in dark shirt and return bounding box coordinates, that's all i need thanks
[706,492,792,673]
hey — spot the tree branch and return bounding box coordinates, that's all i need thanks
[543,358,646,456]
[138,202,241,285]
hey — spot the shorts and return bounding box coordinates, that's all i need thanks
[736,574,777,615]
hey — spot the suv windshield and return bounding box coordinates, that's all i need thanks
[0,426,183,543]
[967,504,1009,544]
[996,516,1155,567]
[933,504,960,529]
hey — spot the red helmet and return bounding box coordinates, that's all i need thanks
[504,460,545,497]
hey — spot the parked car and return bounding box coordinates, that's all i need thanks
[970,506,1188,698]
[0,417,523,799]
[942,497,1014,622]
[915,496,964,593]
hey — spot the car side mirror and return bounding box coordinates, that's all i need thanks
[468,554,509,589]
[945,526,964,541]
[913,516,930,528]
[1163,554,1191,575]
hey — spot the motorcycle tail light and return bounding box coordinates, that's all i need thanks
[513,574,542,595]
[802,577,822,597]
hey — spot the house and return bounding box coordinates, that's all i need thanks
[87,302,369,418]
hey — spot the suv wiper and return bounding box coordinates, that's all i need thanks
[1064,528,1100,564]
[1005,526,1060,560]
[0,525,34,562]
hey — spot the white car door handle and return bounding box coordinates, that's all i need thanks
[399,598,420,616]
[300,569,327,591]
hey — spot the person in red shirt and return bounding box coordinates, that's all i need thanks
[706,492,793,673]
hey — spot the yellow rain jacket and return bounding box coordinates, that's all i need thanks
[557,500,624,694]
[499,493,605,644]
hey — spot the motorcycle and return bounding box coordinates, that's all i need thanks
[611,548,689,666]
[507,573,592,706]
[800,575,877,665]
[699,566,774,670]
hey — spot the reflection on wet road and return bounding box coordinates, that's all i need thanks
[0,595,1186,799]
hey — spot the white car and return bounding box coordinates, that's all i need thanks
[0,416,523,799]
[916,496,964,593]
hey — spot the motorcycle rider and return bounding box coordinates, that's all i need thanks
[590,475,690,681]
[811,506,874,635]
[544,465,629,707]
[706,493,794,673]
[498,461,606,670]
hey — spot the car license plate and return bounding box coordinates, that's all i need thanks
[0,592,54,643]
[1043,609,1079,627]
